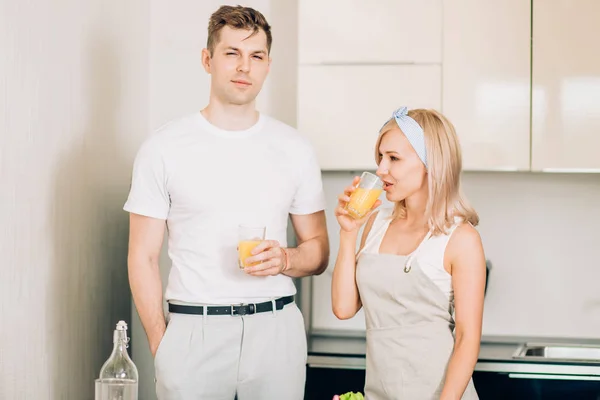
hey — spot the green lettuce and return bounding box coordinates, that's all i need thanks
[339,392,364,400]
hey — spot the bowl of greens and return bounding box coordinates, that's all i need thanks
[339,392,364,400]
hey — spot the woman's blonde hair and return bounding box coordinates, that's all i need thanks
[375,108,479,235]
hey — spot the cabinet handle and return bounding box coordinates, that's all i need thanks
[509,373,600,381]
[540,168,600,173]
[307,355,366,370]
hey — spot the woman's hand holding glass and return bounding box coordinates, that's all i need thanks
[335,175,381,233]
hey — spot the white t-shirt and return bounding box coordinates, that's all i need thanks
[124,112,326,304]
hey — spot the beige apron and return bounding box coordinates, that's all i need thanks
[356,231,479,400]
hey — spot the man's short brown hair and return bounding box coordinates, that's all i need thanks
[207,5,272,56]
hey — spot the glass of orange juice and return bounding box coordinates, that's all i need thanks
[345,172,383,219]
[238,225,266,269]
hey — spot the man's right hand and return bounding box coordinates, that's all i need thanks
[149,328,166,358]
[127,214,169,361]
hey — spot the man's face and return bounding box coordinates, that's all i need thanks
[203,26,271,106]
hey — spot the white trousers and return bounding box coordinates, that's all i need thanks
[154,302,307,400]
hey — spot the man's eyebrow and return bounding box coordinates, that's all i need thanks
[224,46,267,55]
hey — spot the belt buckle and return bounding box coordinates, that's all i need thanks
[231,303,255,316]
[230,304,241,316]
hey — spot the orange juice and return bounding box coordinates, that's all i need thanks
[346,187,383,219]
[238,240,262,269]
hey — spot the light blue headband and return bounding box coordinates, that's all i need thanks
[382,106,428,169]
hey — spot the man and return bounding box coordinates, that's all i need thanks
[124,5,329,400]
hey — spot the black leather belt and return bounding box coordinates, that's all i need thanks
[168,295,294,316]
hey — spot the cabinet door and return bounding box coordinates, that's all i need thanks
[297,65,441,171]
[442,0,531,171]
[305,367,365,400]
[531,0,600,171]
[299,0,442,65]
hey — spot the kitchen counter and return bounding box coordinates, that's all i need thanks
[307,333,600,377]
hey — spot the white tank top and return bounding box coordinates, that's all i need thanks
[359,207,460,301]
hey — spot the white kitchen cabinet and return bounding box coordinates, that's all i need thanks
[298,0,442,65]
[442,0,531,171]
[531,0,600,172]
[297,65,441,170]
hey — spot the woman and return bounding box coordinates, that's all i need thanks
[332,107,485,399]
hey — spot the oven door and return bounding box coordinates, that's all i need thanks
[473,371,600,400]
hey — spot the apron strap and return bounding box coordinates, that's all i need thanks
[404,229,433,273]
[356,212,391,258]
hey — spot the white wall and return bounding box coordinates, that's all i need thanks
[312,171,600,340]
[0,1,149,399]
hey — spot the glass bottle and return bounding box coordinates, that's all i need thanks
[95,320,139,400]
